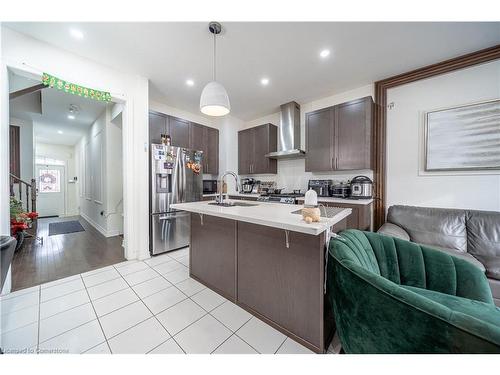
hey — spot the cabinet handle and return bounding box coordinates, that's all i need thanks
[335,157,338,169]
[331,157,334,170]
[206,162,208,173]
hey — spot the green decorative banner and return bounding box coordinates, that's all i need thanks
[42,73,112,102]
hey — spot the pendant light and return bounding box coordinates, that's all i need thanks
[200,22,230,116]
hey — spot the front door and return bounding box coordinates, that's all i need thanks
[36,164,65,217]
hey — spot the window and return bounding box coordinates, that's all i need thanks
[39,169,61,193]
[35,156,65,166]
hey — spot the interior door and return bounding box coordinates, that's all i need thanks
[36,164,65,217]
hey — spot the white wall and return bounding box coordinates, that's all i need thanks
[216,115,246,192]
[35,142,78,216]
[242,84,375,191]
[0,25,12,295]
[75,106,124,236]
[1,27,149,260]
[76,109,107,232]
[106,108,123,235]
[386,60,500,211]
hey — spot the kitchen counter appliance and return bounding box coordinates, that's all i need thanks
[331,183,351,198]
[350,175,373,199]
[150,144,203,255]
[241,178,256,194]
[308,179,333,197]
[257,192,304,204]
[203,179,218,194]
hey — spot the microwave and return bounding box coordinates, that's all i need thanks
[203,180,218,194]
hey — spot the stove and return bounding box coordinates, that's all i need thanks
[257,193,304,205]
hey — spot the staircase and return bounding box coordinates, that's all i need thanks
[10,174,40,243]
[10,173,37,213]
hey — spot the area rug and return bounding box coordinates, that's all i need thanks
[48,220,85,236]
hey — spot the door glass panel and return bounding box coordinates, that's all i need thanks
[39,169,61,193]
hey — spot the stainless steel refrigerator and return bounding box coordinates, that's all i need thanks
[150,144,203,255]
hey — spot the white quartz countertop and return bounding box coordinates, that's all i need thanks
[297,197,374,206]
[202,193,260,198]
[171,200,351,236]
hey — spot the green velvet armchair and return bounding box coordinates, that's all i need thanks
[327,229,500,353]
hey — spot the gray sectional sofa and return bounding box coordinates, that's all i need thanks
[378,205,500,306]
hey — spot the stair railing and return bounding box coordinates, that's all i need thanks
[9,174,37,213]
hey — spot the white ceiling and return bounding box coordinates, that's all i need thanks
[9,72,108,145]
[5,22,500,120]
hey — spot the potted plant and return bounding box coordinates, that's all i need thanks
[10,197,38,251]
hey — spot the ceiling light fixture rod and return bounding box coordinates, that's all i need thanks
[213,29,216,81]
[208,22,222,81]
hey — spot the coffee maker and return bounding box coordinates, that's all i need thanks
[308,180,333,197]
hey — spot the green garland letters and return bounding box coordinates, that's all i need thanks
[42,73,111,102]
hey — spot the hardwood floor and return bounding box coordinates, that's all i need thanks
[11,216,125,291]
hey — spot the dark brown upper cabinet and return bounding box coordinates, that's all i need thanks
[305,96,373,172]
[238,123,278,175]
[190,122,219,175]
[149,112,167,144]
[205,127,219,175]
[305,107,334,172]
[168,116,190,148]
[149,111,219,175]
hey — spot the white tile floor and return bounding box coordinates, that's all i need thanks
[1,247,338,354]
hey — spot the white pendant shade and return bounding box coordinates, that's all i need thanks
[200,81,230,116]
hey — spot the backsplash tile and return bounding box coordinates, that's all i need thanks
[240,158,373,192]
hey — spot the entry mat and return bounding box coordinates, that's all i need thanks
[48,220,85,236]
[291,206,345,218]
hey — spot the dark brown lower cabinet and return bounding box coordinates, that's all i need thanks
[324,202,372,231]
[188,212,342,353]
[296,200,373,231]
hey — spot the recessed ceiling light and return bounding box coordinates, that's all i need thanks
[70,28,84,40]
[260,78,269,86]
[320,49,330,58]
[67,114,75,120]
[57,130,64,134]
[186,79,195,86]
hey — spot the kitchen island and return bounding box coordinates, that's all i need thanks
[171,200,351,353]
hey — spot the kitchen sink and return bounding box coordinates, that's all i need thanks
[208,201,259,207]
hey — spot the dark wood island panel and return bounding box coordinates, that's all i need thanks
[237,222,328,352]
[189,212,339,353]
[190,214,237,300]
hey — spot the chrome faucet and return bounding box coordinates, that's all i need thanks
[217,171,240,205]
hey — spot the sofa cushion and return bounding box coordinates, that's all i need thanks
[473,256,500,280]
[466,210,500,278]
[387,205,467,253]
[377,222,410,241]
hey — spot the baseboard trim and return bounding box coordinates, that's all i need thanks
[80,212,113,238]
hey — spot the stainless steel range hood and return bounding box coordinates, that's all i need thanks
[265,101,306,159]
